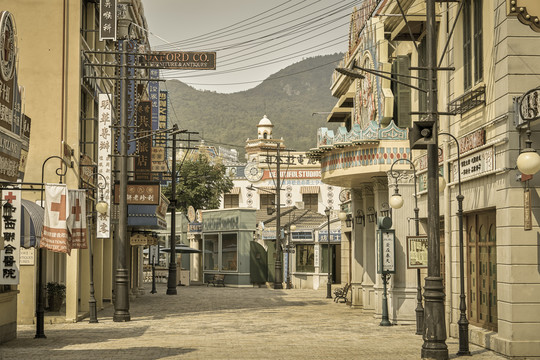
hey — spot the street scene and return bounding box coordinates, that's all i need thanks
[2,283,505,360]
[1,1,540,360]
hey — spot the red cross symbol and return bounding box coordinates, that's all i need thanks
[4,191,16,204]
[72,199,82,222]
[51,195,67,221]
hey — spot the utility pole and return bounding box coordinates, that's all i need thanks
[113,41,130,322]
[261,145,295,289]
[275,145,282,289]
[421,0,448,358]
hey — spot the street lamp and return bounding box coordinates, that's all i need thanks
[389,159,424,336]
[86,172,108,324]
[440,132,470,356]
[324,207,332,299]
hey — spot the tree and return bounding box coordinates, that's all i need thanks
[163,154,233,212]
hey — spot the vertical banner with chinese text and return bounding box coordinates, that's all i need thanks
[67,190,87,249]
[97,94,112,238]
[0,190,21,284]
[99,0,117,41]
[135,101,152,180]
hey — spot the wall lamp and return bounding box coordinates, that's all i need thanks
[367,206,377,223]
[517,122,540,175]
[380,202,391,218]
[355,210,365,226]
[345,214,353,227]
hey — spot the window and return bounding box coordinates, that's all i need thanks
[463,0,483,90]
[391,55,411,128]
[260,194,274,209]
[204,234,219,270]
[223,194,239,208]
[302,194,318,212]
[296,244,314,272]
[466,211,497,331]
[221,233,238,271]
[418,38,428,114]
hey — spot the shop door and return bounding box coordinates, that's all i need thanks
[250,242,268,284]
[466,210,497,331]
[332,244,341,284]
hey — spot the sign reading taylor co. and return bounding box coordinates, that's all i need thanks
[140,52,216,70]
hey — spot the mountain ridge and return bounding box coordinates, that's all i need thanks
[165,53,344,157]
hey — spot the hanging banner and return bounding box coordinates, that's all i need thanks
[99,0,117,41]
[67,190,87,249]
[0,190,21,284]
[41,184,70,254]
[97,94,112,238]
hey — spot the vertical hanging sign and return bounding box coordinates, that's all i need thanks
[134,101,152,180]
[99,0,117,41]
[1,190,21,284]
[97,94,112,238]
[149,69,160,134]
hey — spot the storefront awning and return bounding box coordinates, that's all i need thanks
[227,187,241,194]
[300,186,320,194]
[20,199,44,248]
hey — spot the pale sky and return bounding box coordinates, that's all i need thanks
[140,0,359,93]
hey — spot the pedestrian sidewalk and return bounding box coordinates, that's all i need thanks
[1,283,506,360]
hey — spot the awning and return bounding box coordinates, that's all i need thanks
[160,245,201,254]
[20,199,44,248]
[300,186,320,194]
[226,187,241,194]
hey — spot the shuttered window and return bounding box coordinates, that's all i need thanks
[463,0,483,90]
[473,0,483,84]
[418,38,428,114]
[391,55,411,128]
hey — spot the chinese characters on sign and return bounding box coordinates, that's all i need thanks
[406,236,428,269]
[1,190,21,284]
[114,183,160,205]
[378,230,395,274]
[135,101,152,180]
[99,0,117,41]
[97,94,112,238]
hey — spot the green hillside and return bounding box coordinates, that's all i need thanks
[164,53,343,158]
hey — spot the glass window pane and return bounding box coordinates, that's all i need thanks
[204,234,219,270]
[296,244,314,272]
[222,233,238,271]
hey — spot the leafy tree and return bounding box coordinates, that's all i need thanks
[163,154,233,212]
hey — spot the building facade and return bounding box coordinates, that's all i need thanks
[0,0,156,337]
[307,0,540,358]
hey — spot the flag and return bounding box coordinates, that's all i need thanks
[41,184,70,254]
[67,190,87,250]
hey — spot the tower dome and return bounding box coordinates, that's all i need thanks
[257,115,273,139]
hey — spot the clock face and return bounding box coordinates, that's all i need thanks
[0,12,15,82]
[245,162,263,182]
[339,189,350,203]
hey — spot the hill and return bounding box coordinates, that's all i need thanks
[165,53,343,158]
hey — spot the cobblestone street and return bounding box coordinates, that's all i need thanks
[1,284,505,360]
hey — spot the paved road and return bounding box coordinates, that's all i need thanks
[2,283,505,360]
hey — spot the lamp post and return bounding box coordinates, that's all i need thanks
[324,207,332,299]
[439,132,470,356]
[423,1,447,357]
[389,159,424,335]
[86,172,108,324]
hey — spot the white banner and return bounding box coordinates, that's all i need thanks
[67,190,87,249]
[97,94,112,238]
[41,184,70,254]
[1,190,21,284]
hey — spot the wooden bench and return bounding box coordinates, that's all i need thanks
[333,283,350,303]
[207,274,225,287]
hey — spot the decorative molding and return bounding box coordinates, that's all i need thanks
[508,0,540,32]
